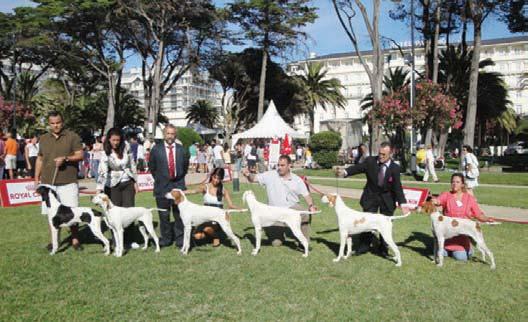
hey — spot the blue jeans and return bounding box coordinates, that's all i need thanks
[442,249,473,262]
[90,159,100,181]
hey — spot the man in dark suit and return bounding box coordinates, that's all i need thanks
[337,142,410,254]
[148,124,189,247]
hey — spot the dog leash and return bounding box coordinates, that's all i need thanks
[51,166,59,186]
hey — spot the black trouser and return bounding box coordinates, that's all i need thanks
[155,197,184,247]
[361,194,394,250]
[106,181,136,245]
[29,156,37,178]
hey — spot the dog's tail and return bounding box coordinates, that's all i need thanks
[298,210,322,215]
[225,209,248,214]
[390,213,410,221]
[149,208,168,212]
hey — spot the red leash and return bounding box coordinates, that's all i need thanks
[486,217,528,224]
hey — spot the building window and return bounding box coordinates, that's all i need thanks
[515,104,523,115]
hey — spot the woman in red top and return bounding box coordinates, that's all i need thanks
[432,173,493,261]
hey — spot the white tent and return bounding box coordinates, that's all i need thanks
[231,100,305,147]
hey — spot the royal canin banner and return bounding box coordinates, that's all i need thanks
[402,186,430,208]
[0,179,41,207]
[136,172,154,192]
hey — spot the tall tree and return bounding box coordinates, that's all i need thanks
[118,0,221,138]
[34,0,130,133]
[500,0,528,33]
[332,0,384,152]
[229,0,317,120]
[296,62,346,135]
[463,0,503,148]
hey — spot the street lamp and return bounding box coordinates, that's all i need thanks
[12,33,17,133]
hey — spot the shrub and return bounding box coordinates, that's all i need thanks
[177,127,204,149]
[309,131,342,169]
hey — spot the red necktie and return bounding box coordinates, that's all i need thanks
[168,145,175,179]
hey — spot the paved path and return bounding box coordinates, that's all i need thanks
[79,172,528,221]
[310,183,528,222]
[305,175,528,189]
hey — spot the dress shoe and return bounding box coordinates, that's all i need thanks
[159,241,173,248]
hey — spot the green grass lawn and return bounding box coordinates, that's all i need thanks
[308,178,528,209]
[295,168,528,186]
[1,185,527,320]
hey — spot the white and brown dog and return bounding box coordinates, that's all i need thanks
[91,193,161,257]
[242,190,320,257]
[166,189,245,255]
[321,193,410,266]
[37,185,110,255]
[430,211,496,269]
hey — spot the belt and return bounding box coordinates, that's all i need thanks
[204,203,223,209]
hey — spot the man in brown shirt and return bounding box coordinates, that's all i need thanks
[34,111,84,250]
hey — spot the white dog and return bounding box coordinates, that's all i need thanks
[321,193,410,266]
[91,193,161,257]
[242,190,320,257]
[36,185,110,255]
[430,211,496,269]
[165,189,245,255]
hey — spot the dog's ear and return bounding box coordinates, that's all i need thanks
[171,190,183,204]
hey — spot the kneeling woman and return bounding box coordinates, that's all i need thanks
[432,173,493,261]
[187,167,243,247]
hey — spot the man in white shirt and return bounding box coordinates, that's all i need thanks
[212,139,224,169]
[423,144,439,182]
[243,155,316,246]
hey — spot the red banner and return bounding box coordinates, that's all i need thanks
[0,179,41,207]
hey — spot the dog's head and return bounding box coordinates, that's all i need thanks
[242,190,254,205]
[321,194,337,208]
[35,184,58,208]
[166,189,186,204]
[421,196,437,215]
[91,193,112,210]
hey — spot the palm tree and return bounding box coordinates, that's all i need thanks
[439,46,512,146]
[296,62,346,135]
[360,66,410,111]
[185,100,219,129]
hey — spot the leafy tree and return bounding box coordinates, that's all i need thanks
[229,0,317,120]
[295,62,346,135]
[177,127,204,150]
[118,0,221,138]
[360,67,410,111]
[500,0,528,33]
[309,131,342,168]
[185,100,219,129]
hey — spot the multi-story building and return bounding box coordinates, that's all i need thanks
[288,36,528,139]
[121,68,220,127]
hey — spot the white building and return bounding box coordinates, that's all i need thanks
[288,36,528,136]
[121,68,220,127]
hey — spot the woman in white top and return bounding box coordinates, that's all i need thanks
[97,128,138,206]
[186,167,243,247]
[462,145,480,195]
[25,135,39,178]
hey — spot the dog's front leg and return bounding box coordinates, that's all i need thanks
[90,222,110,255]
[252,226,262,256]
[49,224,59,255]
[333,232,347,262]
[436,236,445,267]
[344,236,353,259]
[432,231,438,264]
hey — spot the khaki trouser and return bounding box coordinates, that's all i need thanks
[264,204,311,243]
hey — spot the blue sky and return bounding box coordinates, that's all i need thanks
[3,0,522,68]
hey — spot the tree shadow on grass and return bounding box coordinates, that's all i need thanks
[397,231,435,260]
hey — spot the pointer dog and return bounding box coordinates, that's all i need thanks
[37,185,110,255]
[91,193,161,257]
[321,193,409,266]
[166,189,245,255]
[242,190,320,257]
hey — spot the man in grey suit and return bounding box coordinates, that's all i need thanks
[148,124,189,247]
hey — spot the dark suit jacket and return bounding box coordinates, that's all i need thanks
[345,156,407,214]
[148,142,189,198]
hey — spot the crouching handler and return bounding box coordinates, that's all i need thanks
[242,155,316,247]
[186,167,244,247]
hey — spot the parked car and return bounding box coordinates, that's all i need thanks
[504,141,528,155]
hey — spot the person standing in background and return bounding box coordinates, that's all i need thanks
[462,145,480,196]
[423,144,439,183]
[188,142,198,173]
[4,131,18,179]
[91,136,103,182]
[0,130,5,179]
[25,135,39,178]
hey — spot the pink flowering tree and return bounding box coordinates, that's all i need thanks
[368,81,461,166]
[0,96,35,134]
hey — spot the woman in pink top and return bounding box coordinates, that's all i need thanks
[432,173,493,261]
